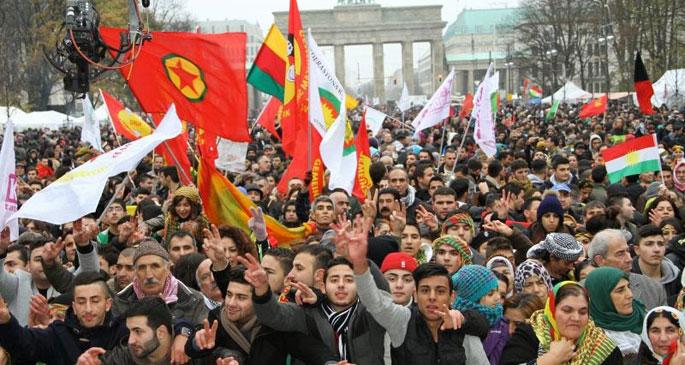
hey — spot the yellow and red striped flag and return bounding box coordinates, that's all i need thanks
[198,157,315,247]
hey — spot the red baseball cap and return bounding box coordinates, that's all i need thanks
[381,252,418,273]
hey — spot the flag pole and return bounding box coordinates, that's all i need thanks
[438,117,448,156]
[452,116,471,173]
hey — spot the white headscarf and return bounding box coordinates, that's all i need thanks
[641,306,685,364]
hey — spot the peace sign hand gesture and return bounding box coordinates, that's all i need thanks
[236,253,269,296]
[194,319,219,350]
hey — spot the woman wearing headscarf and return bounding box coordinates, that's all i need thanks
[501,281,622,365]
[586,267,646,364]
[162,186,210,249]
[638,306,685,365]
[673,160,685,195]
[486,256,515,298]
[514,259,553,304]
[452,265,506,365]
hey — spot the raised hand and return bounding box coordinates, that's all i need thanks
[236,253,269,295]
[76,347,106,365]
[416,205,439,232]
[28,294,50,328]
[482,217,514,237]
[389,202,407,236]
[248,206,268,241]
[41,237,64,265]
[649,209,664,227]
[73,219,98,247]
[493,191,511,219]
[360,190,378,221]
[203,225,228,270]
[330,214,352,258]
[435,305,464,330]
[194,319,219,350]
[344,215,373,273]
[292,281,318,306]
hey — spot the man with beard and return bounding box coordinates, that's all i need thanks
[185,267,338,364]
[113,240,209,364]
[0,272,128,365]
[431,187,458,222]
[77,297,175,365]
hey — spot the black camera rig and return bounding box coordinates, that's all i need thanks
[44,0,152,96]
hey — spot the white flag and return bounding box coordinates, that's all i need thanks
[0,121,18,240]
[398,82,411,112]
[473,63,499,158]
[215,139,248,173]
[308,30,356,194]
[364,107,387,136]
[11,105,182,225]
[412,69,456,136]
[81,95,103,152]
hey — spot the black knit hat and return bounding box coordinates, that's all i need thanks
[536,195,564,222]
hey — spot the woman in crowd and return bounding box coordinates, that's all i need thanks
[514,259,553,304]
[529,195,570,243]
[503,293,544,336]
[163,186,210,248]
[501,281,623,365]
[638,306,685,365]
[586,267,646,364]
[486,256,515,298]
[661,218,683,243]
[452,265,506,365]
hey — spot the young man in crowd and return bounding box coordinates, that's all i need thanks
[631,224,681,302]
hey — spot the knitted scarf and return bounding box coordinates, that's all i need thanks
[530,282,616,365]
[219,309,260,354]
[453,296,503,327]
[132,275,179,304]
[321,299,359,360]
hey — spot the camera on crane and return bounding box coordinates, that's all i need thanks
[44,0,152,96]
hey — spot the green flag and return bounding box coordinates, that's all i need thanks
[545,100,560,121]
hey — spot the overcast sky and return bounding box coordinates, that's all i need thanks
[182,0,518,90]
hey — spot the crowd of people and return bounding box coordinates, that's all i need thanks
[1,98,685,365]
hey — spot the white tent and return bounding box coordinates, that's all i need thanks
[541,81,593,104]
[651,69,685,108]
[0,104,108,131]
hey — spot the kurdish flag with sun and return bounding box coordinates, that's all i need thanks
[307,30,356,193]
[602,134,662,183]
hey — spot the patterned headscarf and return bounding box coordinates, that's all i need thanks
[530,281,617,365]
[452,265,503,326]
[514,259,553,293]
[441,212,475,236]
[432,235,472,266]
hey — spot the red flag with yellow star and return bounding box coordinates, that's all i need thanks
[578,95,608,119]
[99,27,249,142]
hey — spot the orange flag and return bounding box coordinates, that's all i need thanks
[100,89,153,140]
[198,156,315,247]
[352,114,372,203]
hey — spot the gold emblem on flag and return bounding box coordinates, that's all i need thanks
[625,151,639,166]
[162,54,207,102]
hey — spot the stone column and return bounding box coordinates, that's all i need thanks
[467,69,475,93]
[373,42,385,102]
[334,44,346,88]
[431,39,445,92]
[401,41,414,93]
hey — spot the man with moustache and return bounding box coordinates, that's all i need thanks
[377,188,401,220]
[112,240,209,364]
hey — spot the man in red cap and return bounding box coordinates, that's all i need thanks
[381,252,417,306]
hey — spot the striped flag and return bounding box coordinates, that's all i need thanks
[247,24,288,101]
[602,134,661,183]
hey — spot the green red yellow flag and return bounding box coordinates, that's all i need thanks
[247,24,288,101]
[198,157,315,247]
